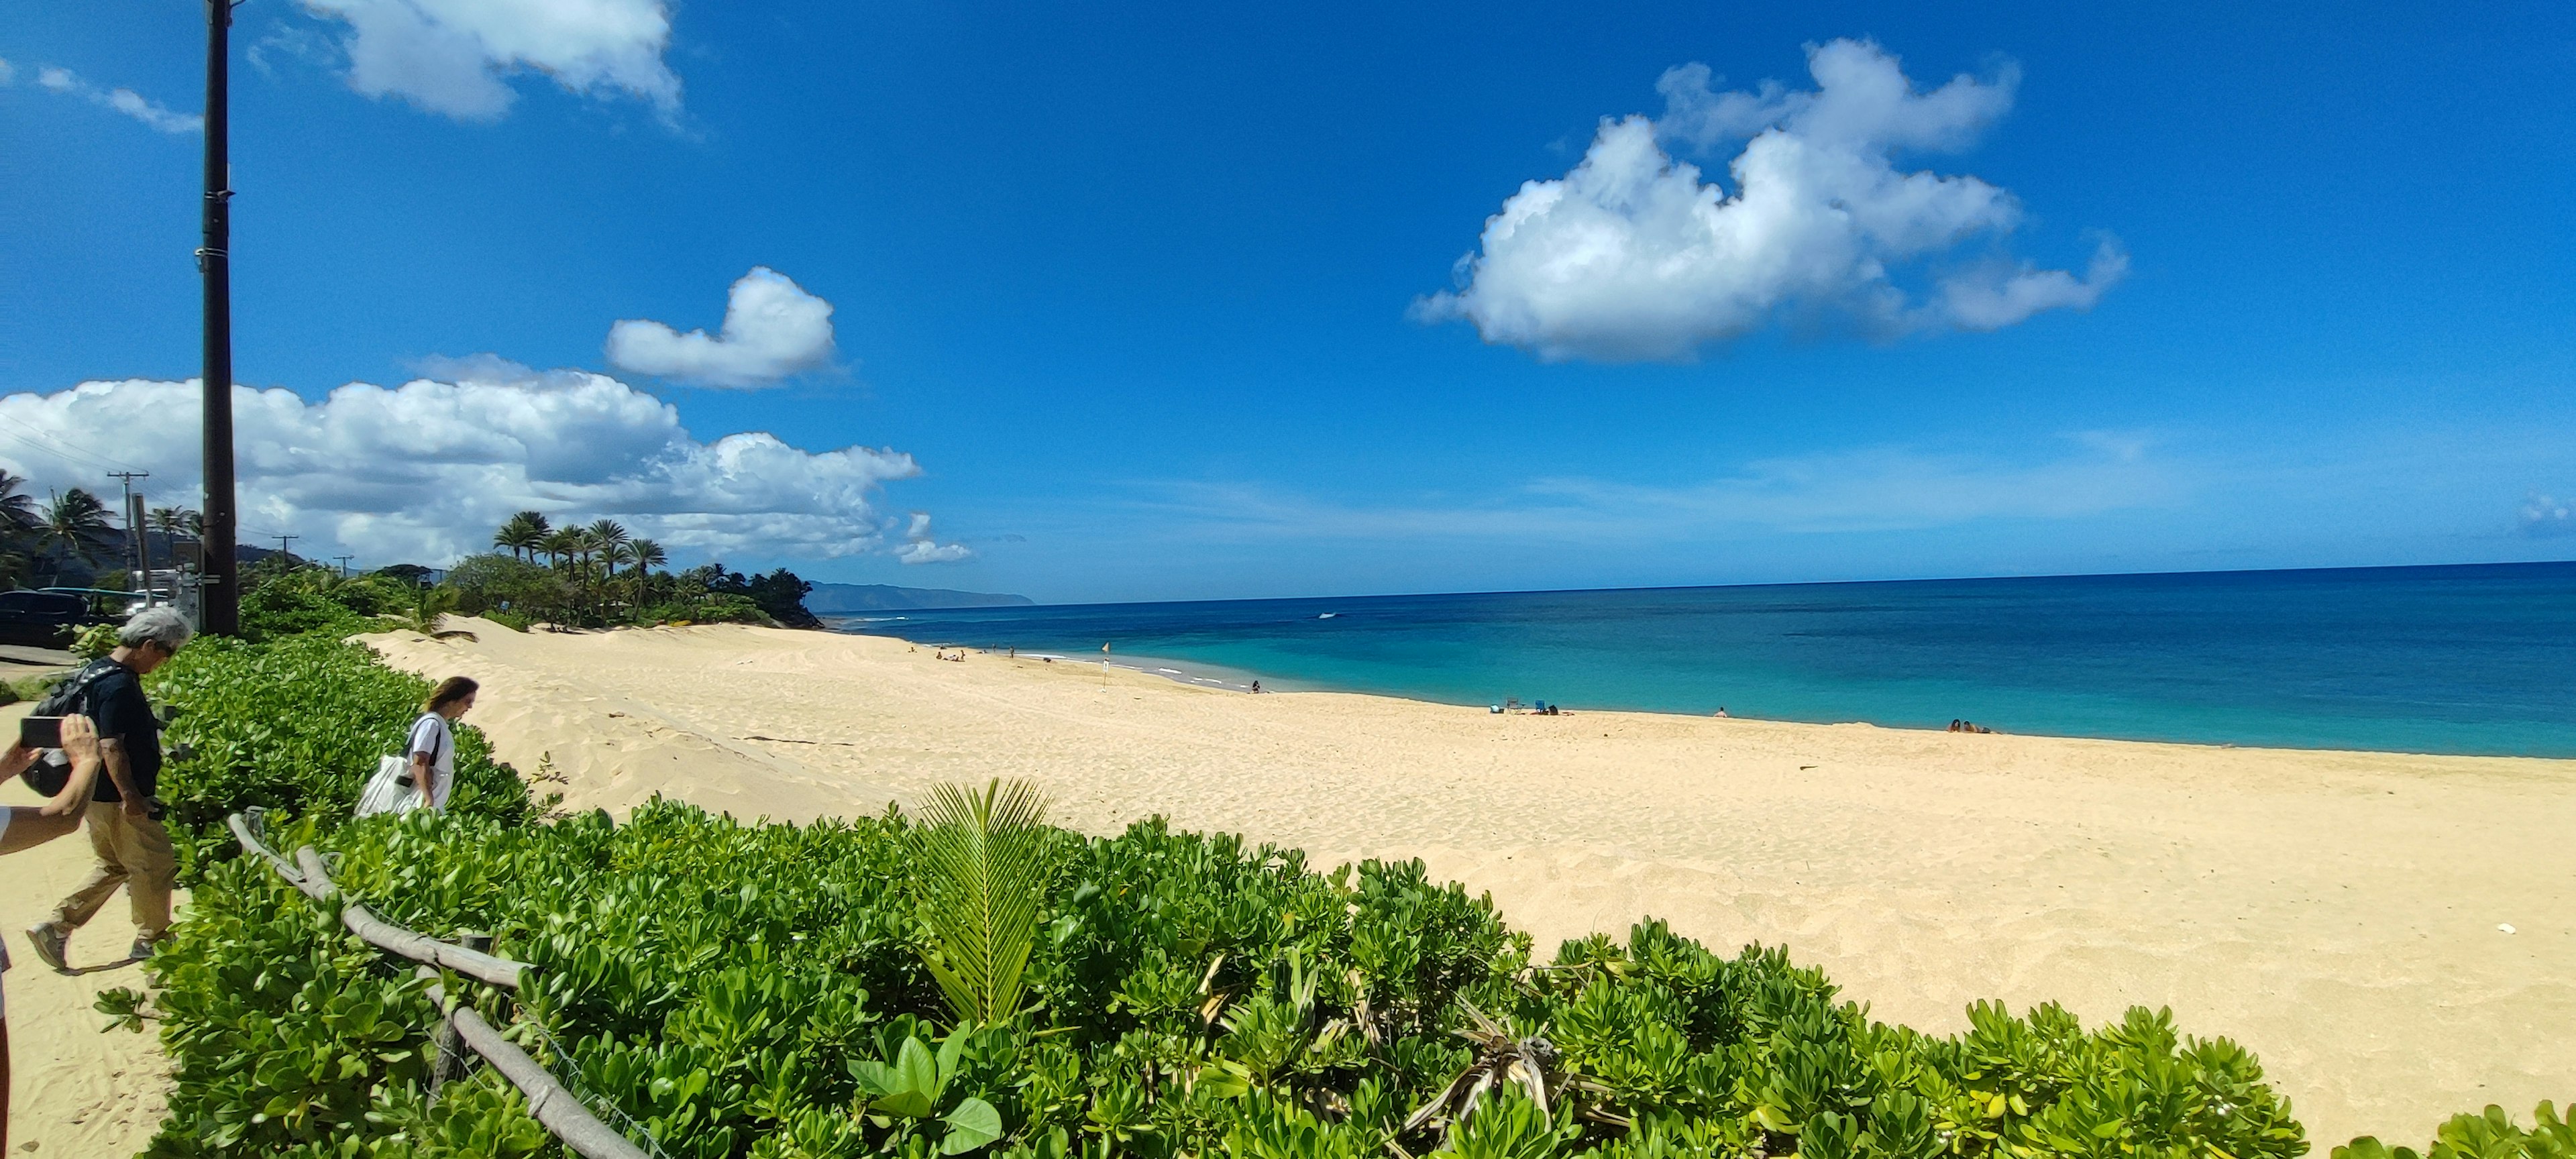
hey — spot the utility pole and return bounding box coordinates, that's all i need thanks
[198,0,242,635]
[273,533,297,565]
[110,471,151,602]
[334,554,354,577]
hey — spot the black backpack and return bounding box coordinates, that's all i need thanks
[22,659,123,797]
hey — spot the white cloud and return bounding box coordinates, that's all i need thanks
[1417,39,2123,362]
[30,64,204,134]
[0,370,941,567]
[606,268,839,388]
[297,0,681,122]
[2521,493,2575,538]
[894,512,974,565]
[0,57,16,86]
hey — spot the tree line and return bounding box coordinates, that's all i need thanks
[0,469,211,591]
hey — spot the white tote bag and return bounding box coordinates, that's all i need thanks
[354,754,419,818]
[354,714,438,818]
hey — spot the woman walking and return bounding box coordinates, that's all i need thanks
[406,677,478,813]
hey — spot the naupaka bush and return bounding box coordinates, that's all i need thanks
[125,799,2316,1159]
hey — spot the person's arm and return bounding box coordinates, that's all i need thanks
[99,737,146,818]
[1,716,101,853]
[407,718,437,807]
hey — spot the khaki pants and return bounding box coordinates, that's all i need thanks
[49,802,176,942]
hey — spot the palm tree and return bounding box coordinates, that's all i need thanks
[36,488,117,586]
[628,538,665,582]
[0,472,38,587]
[539,527,580,570]
[0,471,40,537]
[494,511,548,561]
[147,506,203,539]
[584,519,629,563]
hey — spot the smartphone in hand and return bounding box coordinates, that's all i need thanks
[19,715,64,749]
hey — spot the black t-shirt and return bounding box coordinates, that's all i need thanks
[78,661,162,802]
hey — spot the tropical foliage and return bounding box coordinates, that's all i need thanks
[0,476,125,588]
[144,630,539,875]
[459,510,794,629]
[121,790,2337,1159]
[2334,1104,2575,1159]
[107,612,2530,1159]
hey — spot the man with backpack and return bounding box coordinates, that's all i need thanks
[17,606,192,972]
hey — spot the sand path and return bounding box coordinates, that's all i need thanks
[363,620,2574,1147]
[2,722,176,1157]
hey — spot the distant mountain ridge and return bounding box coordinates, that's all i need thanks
[805,582,1034,614]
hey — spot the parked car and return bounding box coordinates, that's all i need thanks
[0,589,105,649]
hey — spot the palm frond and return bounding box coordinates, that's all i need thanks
[914,777,1053,1026]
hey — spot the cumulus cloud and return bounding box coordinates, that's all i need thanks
[0,369,938,567]
[2521,493,2575,537]
[606,268,839,388]
[894,512,974,565]
[1417,39,2123,362]
[31,64,204,133]
[297,0,681,122]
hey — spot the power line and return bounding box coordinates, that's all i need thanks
[0,423,133,476]
[0,413,139,474]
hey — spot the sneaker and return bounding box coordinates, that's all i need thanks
[129,934,162,963]
[25,922,70,973]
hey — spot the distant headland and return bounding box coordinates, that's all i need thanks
[804,582,1034,613]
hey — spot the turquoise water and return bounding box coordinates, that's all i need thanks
[837,562,2576,757]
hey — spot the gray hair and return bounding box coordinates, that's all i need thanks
[119,605,195,651]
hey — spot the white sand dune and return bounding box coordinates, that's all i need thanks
[353,618,2575,1147]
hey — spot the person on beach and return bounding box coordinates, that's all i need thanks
[0,714,105,1152]
[406,677,479,813]
[23,606,192,974]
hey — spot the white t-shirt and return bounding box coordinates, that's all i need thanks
[405,713,455,811]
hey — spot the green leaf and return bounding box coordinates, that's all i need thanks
[939,1096,1004,1154]
[914,779,1053,1026]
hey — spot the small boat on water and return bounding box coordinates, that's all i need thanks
[1318,612,1338,619]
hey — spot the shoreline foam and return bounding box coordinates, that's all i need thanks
[357,618,2576,1146]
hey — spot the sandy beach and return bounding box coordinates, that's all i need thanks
[347,618,2574,1146]
[9,618,2568,1152]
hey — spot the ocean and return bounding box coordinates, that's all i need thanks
[835,561,2576,758]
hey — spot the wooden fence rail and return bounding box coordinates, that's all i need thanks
[228,811,648,1159]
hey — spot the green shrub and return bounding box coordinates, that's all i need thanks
[238,574,370,642]
[126,799,2318,1159]
[445,553,572,624]
[5,672,65,702]
[148,633,537,877]
[2337,1103,2575,1159]
[635,593,771,626]
[70,620,121,658]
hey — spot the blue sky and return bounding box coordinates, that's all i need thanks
[3,0,2572,603]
